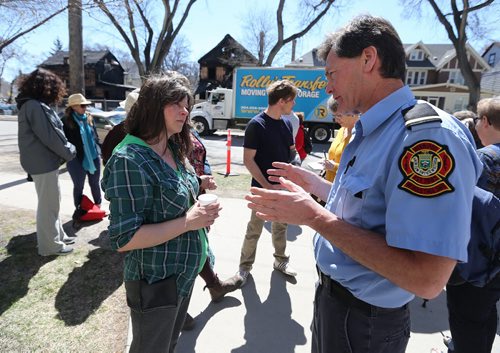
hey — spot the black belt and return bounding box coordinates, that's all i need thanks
[318,270,407,315]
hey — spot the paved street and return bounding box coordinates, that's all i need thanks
[1,117,499,353]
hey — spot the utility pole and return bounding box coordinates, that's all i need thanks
[68,0,84,94]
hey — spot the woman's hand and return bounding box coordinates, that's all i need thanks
[185,201,222,230]
[323,159,336,171]
[200,175,217,190]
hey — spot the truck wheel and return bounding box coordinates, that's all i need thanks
[192,116,210,136]
[310,125,331,144]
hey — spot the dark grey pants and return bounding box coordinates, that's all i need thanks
[125,277,191,353]
[312,273,410,353]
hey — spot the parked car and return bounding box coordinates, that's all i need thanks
[0,103,18,115]
[86,107,126,141]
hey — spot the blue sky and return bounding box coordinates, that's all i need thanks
[3,0,499,81]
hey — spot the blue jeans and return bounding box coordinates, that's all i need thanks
[312,272,410,353]
[66,157,102,208]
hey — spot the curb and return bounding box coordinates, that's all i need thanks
[0,115,17,121]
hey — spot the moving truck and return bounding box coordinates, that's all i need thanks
[190,67,337,143]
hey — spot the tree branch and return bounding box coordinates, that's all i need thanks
[0,6,68,53]
[155,0,197,70]
[94,0,145,77]
[264,0,335,66]
[132,0,153,71]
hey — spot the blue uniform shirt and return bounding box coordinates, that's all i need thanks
[314,86,483,308]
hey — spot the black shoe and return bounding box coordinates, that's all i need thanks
[63,236,76,245]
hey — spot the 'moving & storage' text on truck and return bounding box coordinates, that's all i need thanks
[190,67,337,143]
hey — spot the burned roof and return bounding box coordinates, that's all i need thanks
[198,34,258,67]
[40,50,117,67]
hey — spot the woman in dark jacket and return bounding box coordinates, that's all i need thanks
[62,93,102,219]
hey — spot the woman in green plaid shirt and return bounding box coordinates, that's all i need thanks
[101,73,221,353]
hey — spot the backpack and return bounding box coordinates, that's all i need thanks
[303,128,313,154]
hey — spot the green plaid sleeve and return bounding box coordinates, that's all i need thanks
[103,155,153,250]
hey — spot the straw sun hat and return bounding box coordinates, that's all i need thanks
[67,93,92,107]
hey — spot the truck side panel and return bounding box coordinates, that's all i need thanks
[233,67,334,123]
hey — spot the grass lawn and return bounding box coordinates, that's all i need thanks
[0,208,128,353]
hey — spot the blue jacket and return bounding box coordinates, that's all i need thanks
[456,186,500,287]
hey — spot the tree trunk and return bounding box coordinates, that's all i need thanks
[455,45,480,111]
[258,31,265,66]
[68,0,85,95]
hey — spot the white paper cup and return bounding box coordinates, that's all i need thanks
[198,193,218,206]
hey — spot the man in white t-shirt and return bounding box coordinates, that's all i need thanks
[283,112,299,141]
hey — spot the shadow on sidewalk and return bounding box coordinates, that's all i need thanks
[409,291,450,334]
[178,296,242,352]
[54,230,124,326]
[232,271,306,353]
[0,232,55,316]
[263,223,303,242]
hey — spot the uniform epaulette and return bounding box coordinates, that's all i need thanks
[402,103,442,129]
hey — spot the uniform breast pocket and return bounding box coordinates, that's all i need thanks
[337,176,373,225]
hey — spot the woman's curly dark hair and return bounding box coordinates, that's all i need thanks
[125,71,193,164]
[17,68,66,105]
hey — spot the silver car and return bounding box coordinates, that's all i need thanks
[87,107,126,141]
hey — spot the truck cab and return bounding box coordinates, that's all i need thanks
[190,88,234,135]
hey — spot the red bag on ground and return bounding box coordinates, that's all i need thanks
[78,195,107,221]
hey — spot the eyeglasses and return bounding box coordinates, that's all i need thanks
[473,116,484,125]
[80,104,89,108]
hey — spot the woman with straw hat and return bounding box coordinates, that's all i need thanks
[62,93,102,220]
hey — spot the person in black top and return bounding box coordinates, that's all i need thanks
[233,79,298,286]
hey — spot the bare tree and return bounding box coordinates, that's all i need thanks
[50,38,65,55]
[401,0,496,111]
[0,1,68,53]
[242,0,338,66]
[243,9,276,65]
[162,35,199,88]
[92,0,198,80]
[0,42,29,97]
[0,46,16,94]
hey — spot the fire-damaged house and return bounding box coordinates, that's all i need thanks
[196,34,258,99]
[40,50,133,100]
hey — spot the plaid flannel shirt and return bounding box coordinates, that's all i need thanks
[101,141,206,297]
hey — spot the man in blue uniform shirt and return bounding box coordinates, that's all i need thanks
[245,15,482,353]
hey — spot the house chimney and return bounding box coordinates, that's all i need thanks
[292,39,297,62]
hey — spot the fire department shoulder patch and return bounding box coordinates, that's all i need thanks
[398,140,455,198]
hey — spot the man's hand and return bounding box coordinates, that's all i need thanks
[245,176,324,226]
[267,161,325,196]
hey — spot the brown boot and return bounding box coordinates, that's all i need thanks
[205,275,243,302]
